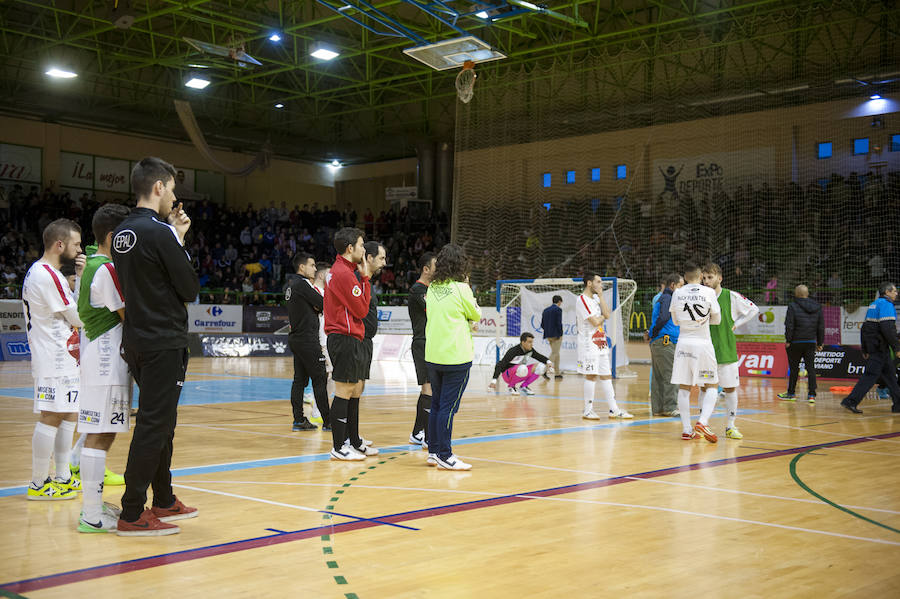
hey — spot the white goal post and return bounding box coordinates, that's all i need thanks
[495,277,637,378]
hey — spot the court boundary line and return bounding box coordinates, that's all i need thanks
[4,430,899,594]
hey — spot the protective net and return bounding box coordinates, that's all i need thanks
[453,2,900,312]
[497,278,637,375]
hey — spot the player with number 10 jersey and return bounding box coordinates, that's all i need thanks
[669,281,721,386]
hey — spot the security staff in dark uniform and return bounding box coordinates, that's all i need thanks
[111,157,200,535]
[407,252,435,446]
[285,252,328,431]
[352,241,386,447]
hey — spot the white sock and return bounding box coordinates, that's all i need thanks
[677,389,692,434]
[583,379,596,414]
[53,420,76,482]
[71,433,86,467]
[725,391,738,429]
[80,447,107,522]
[31,422,57,486]
[699,388,719,425]
[598,379,618,413]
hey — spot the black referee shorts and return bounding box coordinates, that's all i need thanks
[361,337,374,380]
[411,338,429,385]
[327,333,365,384]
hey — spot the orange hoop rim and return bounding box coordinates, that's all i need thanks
[462,60,475,70]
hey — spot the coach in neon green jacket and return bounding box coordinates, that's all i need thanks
[425,244,480,471]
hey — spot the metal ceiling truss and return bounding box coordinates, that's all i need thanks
[0,1,897,163]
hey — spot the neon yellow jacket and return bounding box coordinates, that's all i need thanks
[425,280,480,365]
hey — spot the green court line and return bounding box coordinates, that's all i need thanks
[789,448,900,535]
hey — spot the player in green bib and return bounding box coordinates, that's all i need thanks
[702,263,759,439]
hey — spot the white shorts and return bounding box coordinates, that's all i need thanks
[77,384,131,434]
[33,375,80,414]
[671,340,718,387]
[80,327,130,387]
[577,344,611,376]
[717,362,740,389]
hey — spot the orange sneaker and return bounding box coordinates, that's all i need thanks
[681,431,700,441]
[150,497,198,522]
[694,422,718,443]
[117,509,180,536]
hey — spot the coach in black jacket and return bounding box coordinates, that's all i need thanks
[285,252,328,431]
[781,285,824,400]
[112,157,200,535]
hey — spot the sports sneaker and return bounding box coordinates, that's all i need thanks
[70,464,80,476]
[292,419,317,431]
[694,422,718,443]
[150,497,198,522]
[725,427,743,440]
[117,509,180,536]
[681,431,700,440]
[330,446,365,461]
[426,453,437,466]
[78,510,119,533]
[55,475,81,492]
[26,478,77,501]
[435,455,472,471]
[777,392,796,401]
[609,409,634,419]
[409,431,425,445]
[520,386,535,396]
[840,399,862,414]
[102,502,122,519]
[508,387,519,396]
[877,387,891,400]
[352,443,379,456]
[103,468,125,486]
[582,410,601,420]
[807,394,816,404]
[359,437,373,447]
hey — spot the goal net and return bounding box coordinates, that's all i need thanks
[497,277,637,378]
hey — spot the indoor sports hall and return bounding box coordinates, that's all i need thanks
[1,1,899,598]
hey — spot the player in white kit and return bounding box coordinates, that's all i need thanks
[75,204,133,531]
[23,219,85,500]
[670,263,722,442]
[576,272,632,419]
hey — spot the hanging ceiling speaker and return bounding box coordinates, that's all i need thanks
[110,0,136,30]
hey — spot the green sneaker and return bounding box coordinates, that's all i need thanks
[777,392,796,401]
[77,510,118,533]
[725,427,744,440]
[103,468,125,486]
[55,474,81,492]
[27,478,77,501]
[808,395,816,404]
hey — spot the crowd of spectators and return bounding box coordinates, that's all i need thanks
[0,183,451,305]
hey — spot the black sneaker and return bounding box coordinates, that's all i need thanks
[292,419,317,431]
[840,399,862,414]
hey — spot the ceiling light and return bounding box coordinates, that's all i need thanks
[515,1,541,11]
[329,159,342,169]
[274,103,284,109]
[476,11,489,18]
[269,33,282,42]
[310,42,339,61]
[45,67,77,79]
[870,94,882,100]
[185,74,211,89]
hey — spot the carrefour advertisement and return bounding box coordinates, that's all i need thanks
[188,304,243,333]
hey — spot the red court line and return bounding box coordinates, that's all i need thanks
[4,430,899,594]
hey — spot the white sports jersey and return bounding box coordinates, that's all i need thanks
[576,293,608,351]
[314,282,326,347]
[720,288,759,331]
[81,258,128,387]
[670,283,721,341]
[22,260,82,379]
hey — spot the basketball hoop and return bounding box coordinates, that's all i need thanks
[455,60,477,104]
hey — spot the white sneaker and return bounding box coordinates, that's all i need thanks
[609,409,634,419]
[360,437,373,447]
[344,440,378,456]
[426,453,437,466]
[102,502,122,519]
[330,447,365,461]
[582,410,601,420]
[77,510,118,533]
[520,386,535,396]
[435,454,472,471]
[508,387,519,396]
[409,431,425,445]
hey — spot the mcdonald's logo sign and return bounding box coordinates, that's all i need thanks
[629,311,648,330]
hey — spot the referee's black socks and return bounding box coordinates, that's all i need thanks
[347,397,362,449]
[413,393,431,438]
[330,396,349,451]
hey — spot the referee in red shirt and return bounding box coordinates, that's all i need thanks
[324,227,373,460]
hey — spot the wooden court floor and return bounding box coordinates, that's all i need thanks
[1,356,898,598]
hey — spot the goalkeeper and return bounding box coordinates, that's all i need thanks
[489,333,553,396]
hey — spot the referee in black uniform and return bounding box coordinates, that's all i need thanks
[352,241,386,447]
[408,252,435,446]
[285,252,329,431]
[112,157,200,535]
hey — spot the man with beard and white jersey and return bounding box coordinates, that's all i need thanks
[670,263,722,442]
[576,271,632,420]
[75,204,133,532]
[23,218,85,500]
[702,262,759,439]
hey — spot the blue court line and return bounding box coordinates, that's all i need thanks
[323,510,420,531]
[0,410,767,498]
